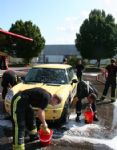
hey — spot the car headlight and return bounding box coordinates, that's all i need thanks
[5,89,14,102]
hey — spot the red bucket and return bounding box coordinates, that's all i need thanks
[38,129,53,147]
[84,111,94,123]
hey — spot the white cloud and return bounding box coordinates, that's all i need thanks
[80,10,89,19]
[49,1,117,44]
[48,34,76,44]
[65,17,78,22]
[57,16,79,32]
[55,12,89,44]
[56,26,66,32]
[104,0,113,6]
[102,0,117,21]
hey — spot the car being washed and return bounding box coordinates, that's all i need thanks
[5,64,78,123]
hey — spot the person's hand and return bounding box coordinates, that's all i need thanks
[40,123,50,134]
[43,122,48,128]
[88,98,93,104]
[44,128,50,134]
[40,123,48,129]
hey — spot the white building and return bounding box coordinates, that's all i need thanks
[9,44,81,64]
[38,44,81,63]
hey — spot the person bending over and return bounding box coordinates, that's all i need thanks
[11,87,61,150]
[1,70,19,113]
[76,80,99,122]
[1,70,18,99]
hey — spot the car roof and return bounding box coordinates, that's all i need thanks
[32,64,72,69]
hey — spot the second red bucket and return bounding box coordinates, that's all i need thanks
[84,111,94,123]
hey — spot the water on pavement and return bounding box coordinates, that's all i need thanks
[0,73,117,150]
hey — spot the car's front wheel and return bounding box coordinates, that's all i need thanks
[57,101,70,125]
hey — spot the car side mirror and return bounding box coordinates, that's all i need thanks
[71,79,78,85]
[17,76,22,83]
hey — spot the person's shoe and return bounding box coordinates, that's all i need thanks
[28,134,39,143]
[111,99,115,103]
[84,120,88,124]
[93,115,99,121]
[75,116,80,122]
[99,96,105,101]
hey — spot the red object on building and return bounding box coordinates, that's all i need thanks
[0,29,33,41]
[0,29,33,70]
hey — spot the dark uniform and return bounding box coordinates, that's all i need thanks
[101,58,117,102]
[76,80,98,121]
[1,70,17,99]
[11,88,51,150]
[76,63,84,81]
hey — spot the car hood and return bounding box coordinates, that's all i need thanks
[11,82,70,98]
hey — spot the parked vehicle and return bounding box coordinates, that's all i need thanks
[5,64,78,123]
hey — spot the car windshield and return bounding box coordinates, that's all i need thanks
[24,68,68,84]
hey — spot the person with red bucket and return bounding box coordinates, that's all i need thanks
[75,80,99,123]
[11,88,61,150]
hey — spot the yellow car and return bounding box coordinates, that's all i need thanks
[5,64,78,123]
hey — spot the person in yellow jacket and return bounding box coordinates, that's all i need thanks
[11,87,61,150]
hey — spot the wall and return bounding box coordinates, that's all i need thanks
[9,56,39,64]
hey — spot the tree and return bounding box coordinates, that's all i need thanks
[9,20,45,63]
[75,9,117,67]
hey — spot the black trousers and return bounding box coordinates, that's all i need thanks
[76,98,96,116]
[77,73,82,81]
[102,78,116,100]
[1,87,8,112]
[11,93,37,149]
[2,87,8,99]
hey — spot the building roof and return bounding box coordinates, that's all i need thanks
[42,44,80,56]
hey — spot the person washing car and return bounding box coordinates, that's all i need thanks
[75,80,99,123]
[11,87,61,150]
[1,70,19,113]
[1,70,18,99]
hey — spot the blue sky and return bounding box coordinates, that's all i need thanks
[0,0,117,44]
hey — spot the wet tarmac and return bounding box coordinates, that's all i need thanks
[0,73,117,150]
